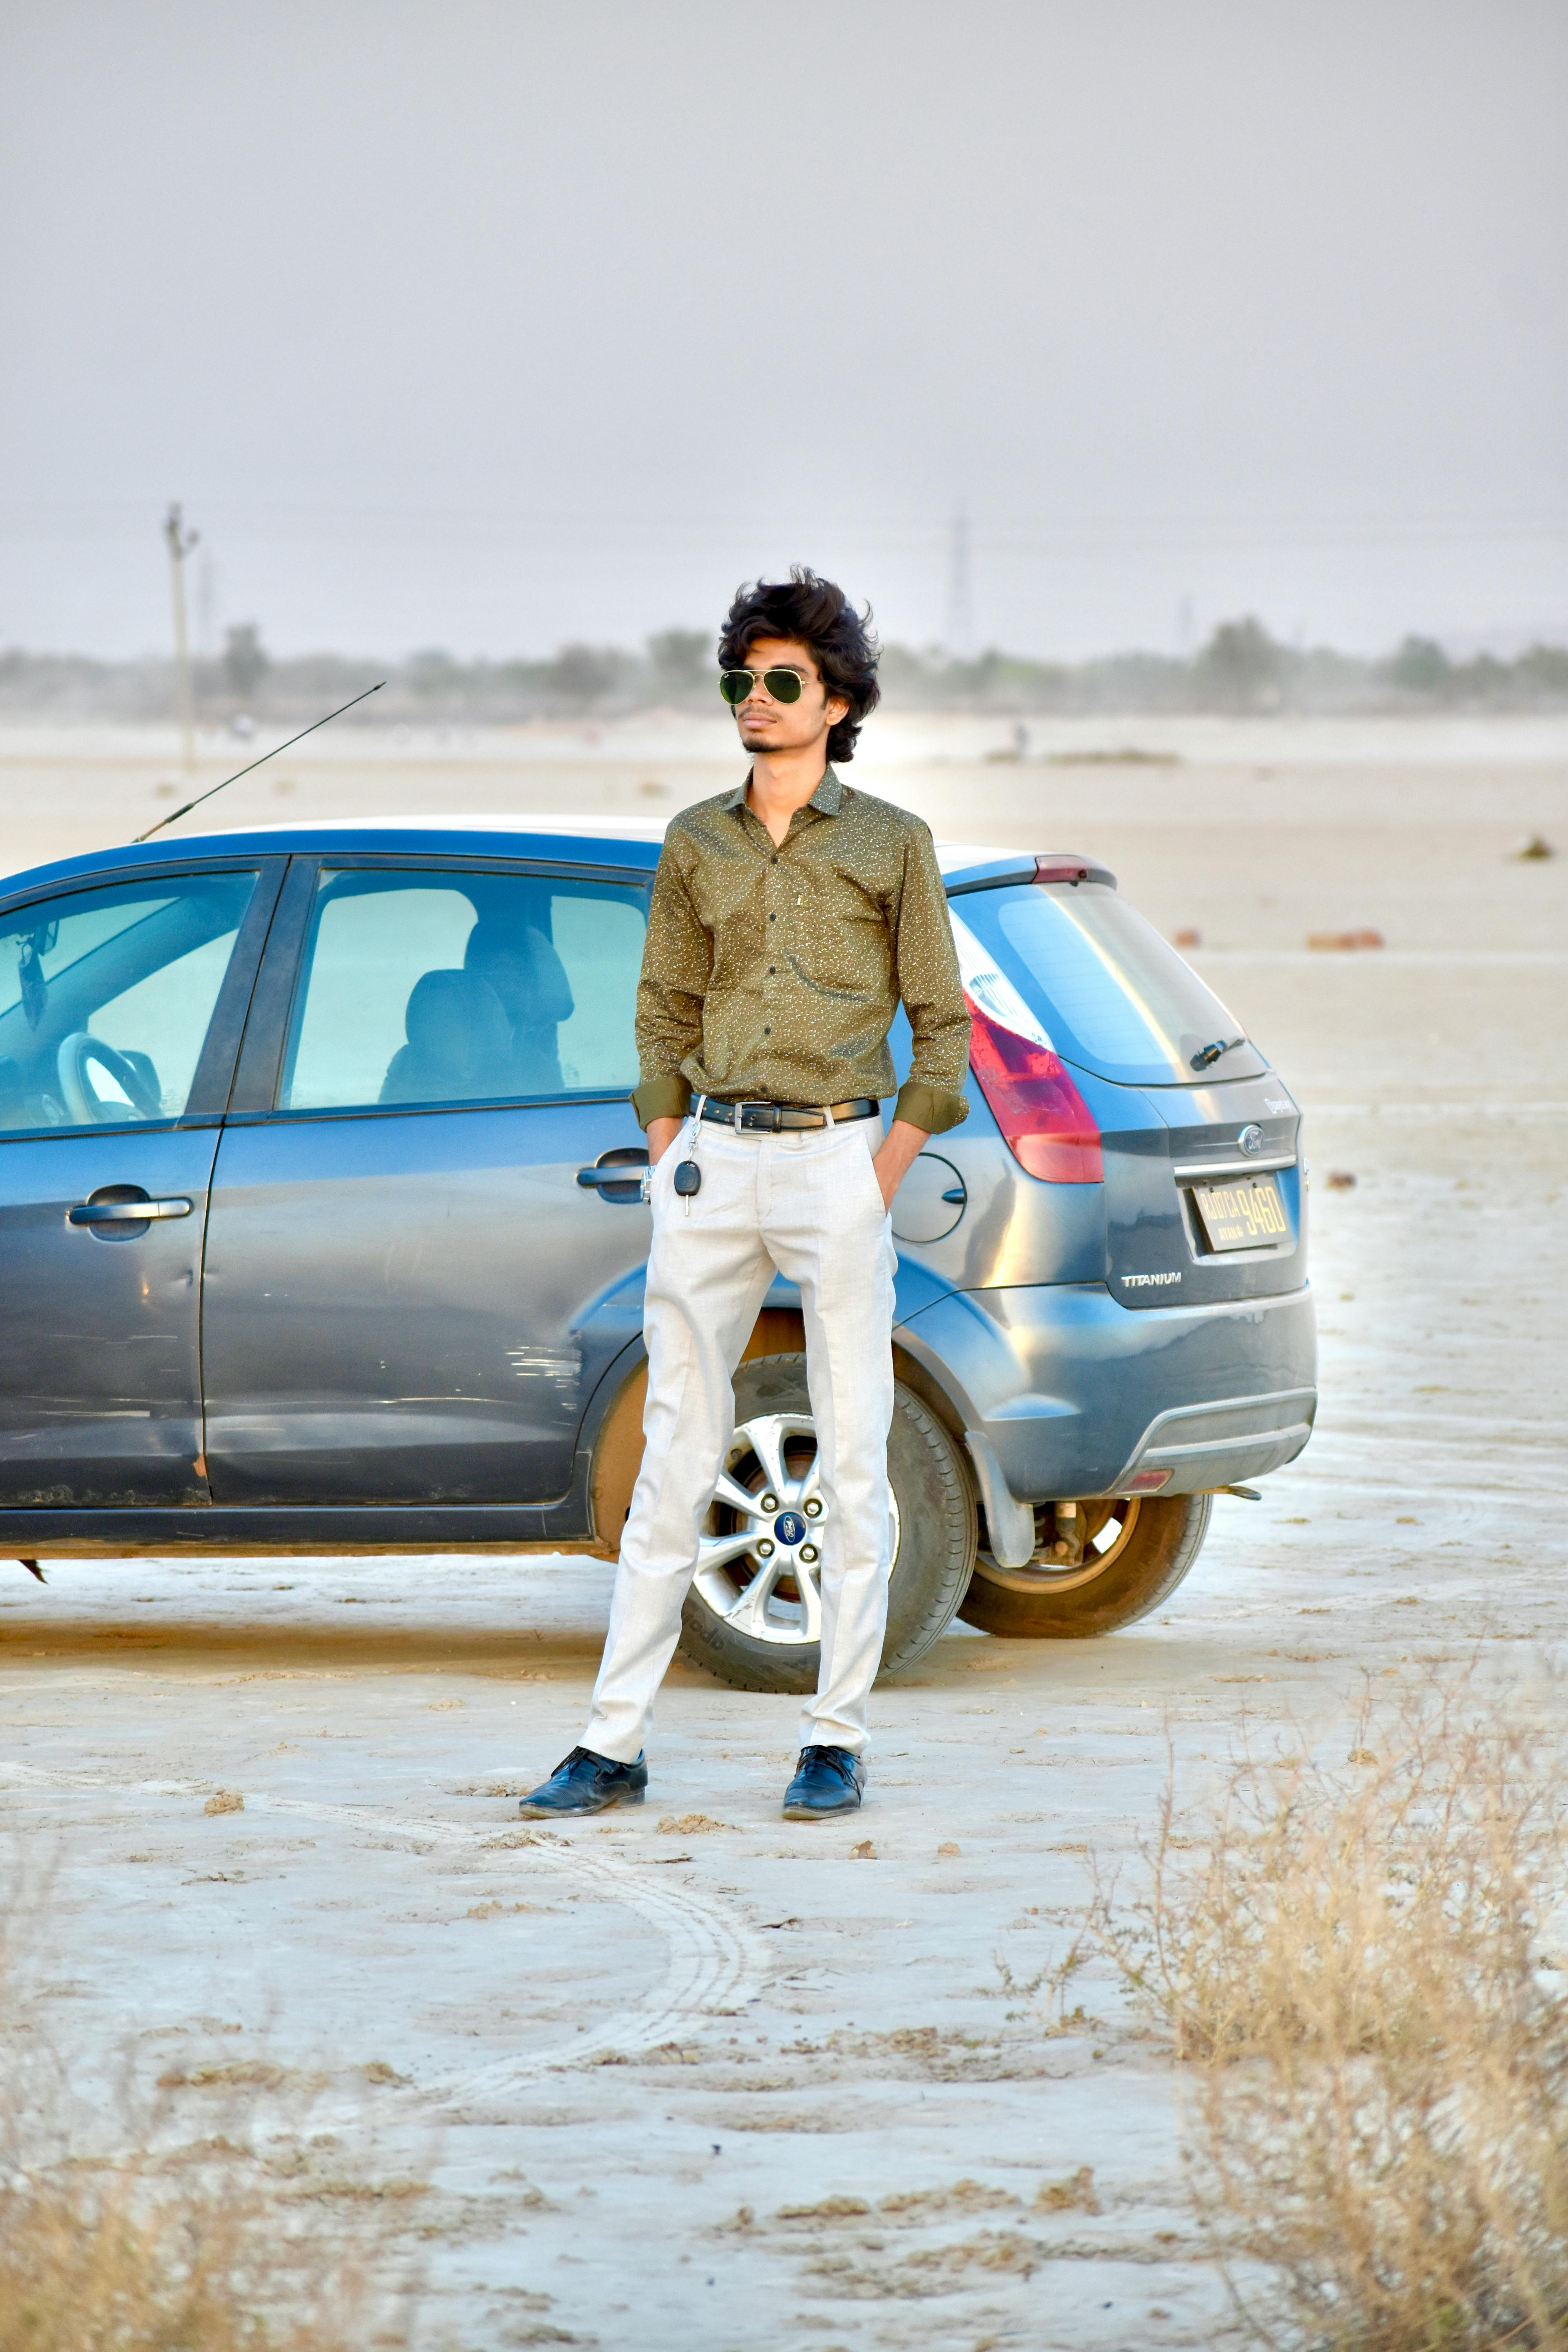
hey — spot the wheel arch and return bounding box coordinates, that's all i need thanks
[582,1307,983,1558]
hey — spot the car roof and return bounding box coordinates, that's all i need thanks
[0,812,1105,904]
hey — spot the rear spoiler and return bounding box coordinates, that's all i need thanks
[945,851,1118,897]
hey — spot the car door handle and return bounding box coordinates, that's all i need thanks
[68,1196,193,1225]
[576,1153,650,1203]
[576,1162,649,1191]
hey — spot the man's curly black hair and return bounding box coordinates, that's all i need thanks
[718,566,880,765]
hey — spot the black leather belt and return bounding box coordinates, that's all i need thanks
[699,1096,879,1132]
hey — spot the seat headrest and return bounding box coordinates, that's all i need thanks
[464,918,575,1024]
[403,969,511,1067]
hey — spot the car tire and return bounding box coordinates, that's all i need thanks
[676,1352,977,1695]
[958,1492,1212,1638]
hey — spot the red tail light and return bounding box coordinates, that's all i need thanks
[965,995,1103,1183]
[949,905,1105,1182]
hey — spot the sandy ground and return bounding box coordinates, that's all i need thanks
[1,717,1566,2350]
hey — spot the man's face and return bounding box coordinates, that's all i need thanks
[729,635,849,759]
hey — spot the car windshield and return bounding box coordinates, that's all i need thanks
[951,882,1267,1086]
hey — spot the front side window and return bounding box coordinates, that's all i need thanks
[279,866,648,1112]
[0,870,258,1133]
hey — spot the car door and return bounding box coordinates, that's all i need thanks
[200,853,654,1506]
[0,858,279,1505]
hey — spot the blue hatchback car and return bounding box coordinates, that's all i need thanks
[0,815,1314,1687]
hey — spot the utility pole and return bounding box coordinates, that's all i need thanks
[164,502,200,773]
[196,544,216,659]
[945,506,975,662]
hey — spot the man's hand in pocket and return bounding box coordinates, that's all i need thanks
[871,1119,927,1213]
[646,1116,682,1167]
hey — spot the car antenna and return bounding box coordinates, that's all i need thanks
[134,680,386,843]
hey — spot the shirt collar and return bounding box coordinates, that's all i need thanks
[725,764,844,819]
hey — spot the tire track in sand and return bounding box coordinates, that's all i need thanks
[0,1759,764,2115]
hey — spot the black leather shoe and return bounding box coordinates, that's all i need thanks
[782,1744,866,1819]
[518,1746,648,1818]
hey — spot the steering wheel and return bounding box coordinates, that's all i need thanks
[56,1032,163,1124]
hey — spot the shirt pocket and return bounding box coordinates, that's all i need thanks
[788,902,892,1002]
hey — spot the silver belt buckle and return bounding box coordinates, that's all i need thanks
[737,1099,773,1132]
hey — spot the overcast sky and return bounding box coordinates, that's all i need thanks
[2,0,1564,661]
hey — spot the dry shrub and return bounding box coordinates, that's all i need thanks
[0,1854,412,2352]
[1105,1673,1568,2350]
[0,2171,369,2352]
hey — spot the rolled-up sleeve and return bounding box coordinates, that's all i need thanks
[631,840,711,1128]
[891,822,970,1134]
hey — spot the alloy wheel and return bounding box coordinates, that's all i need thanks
[692,1410,901,1648]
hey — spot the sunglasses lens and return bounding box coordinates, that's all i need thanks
[719,670,752,705]
[763,669,804,703]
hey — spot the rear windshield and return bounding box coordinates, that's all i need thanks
[952,882,1267,1086]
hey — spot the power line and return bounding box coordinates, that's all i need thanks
[2,501,1566,553]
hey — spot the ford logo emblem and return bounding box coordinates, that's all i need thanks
[773,1510,807,1547]
[1237,1123,1264,1156]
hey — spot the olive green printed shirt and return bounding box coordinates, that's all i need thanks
[631,766,971,1134]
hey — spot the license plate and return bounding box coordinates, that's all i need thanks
[1191,1173,1289,1251]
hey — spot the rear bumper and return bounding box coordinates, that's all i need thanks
[1111,1386,1316,1492]
[897,1279,1317,1503]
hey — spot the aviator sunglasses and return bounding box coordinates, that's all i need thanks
[718,666,806,706]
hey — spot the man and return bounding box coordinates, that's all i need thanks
[520,568,970,1822]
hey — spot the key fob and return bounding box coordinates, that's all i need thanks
[673,1159,702,1197]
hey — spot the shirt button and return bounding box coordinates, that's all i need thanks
[769,913,776,921]
[768,965,775,974]
[771,855,779,864]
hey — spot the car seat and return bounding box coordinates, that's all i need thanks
[463,919,574,1093]
[379,969,514,1105]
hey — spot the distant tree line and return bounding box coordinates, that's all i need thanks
[2,616,1566,723]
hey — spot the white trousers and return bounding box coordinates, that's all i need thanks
[582,1111,897,1763]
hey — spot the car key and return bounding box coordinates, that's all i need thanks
[674,1098,706,1214]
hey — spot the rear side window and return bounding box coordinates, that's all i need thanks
[951,883,1266,1086]
[0,870,258,1132]
[278,866,648,1112]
